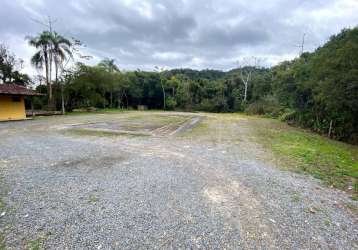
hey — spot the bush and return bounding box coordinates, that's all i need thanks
[245,95,282,117]
[165,96,177,110]
[279,108,297,122]
[197,99,216,112]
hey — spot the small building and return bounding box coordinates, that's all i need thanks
[0,83,43,121]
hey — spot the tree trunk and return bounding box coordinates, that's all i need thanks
[49,47,53,88]
[244,82,248,102]
[124,91,129,108]
[118,92,122,109]
[240,71,251,103]
[55,59,59,87]
[61,83,65,115]
[55,60,59,110]
[328,120,333,138]
[48,53,53,111]
[44,50,53,109]
[160,79,166,110]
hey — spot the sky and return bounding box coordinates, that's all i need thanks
[1,0,358,76]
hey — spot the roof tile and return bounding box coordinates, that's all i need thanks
[0,83,44,96]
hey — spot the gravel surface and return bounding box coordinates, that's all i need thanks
[0,112,357,249]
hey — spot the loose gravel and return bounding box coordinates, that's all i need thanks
[0,112,357,249]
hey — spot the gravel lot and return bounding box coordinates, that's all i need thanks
[0,111,357,249]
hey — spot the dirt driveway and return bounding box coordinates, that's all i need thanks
[0,111,357,249]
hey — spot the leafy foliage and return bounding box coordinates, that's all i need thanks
[270,28,358,143]
[0,44,30,85]
[23,26,358,144]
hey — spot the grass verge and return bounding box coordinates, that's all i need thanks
[252,118,358,198]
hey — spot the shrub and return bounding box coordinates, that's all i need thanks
[165,96,177,110]
[245,95,283,117]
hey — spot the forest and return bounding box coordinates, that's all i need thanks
[1,28,357,144]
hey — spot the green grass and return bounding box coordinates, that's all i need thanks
[254,119,358,196]
[180,120,209,137]
[291,193,301,202]
[88,194,99,203]
[65,129,150,137]
[66,108,127,116]
[0,198,5,213]
[0,173,7,250]
[124,113,187,125]
[26,236,46,250]
[0,233,5,250]
[345,202,358,213]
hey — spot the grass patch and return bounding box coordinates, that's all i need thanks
[0,172,7,250]
[181,113,247,140]
[0,233,5,250]
[64,128,150,138]
[0,198,5,213]
[324,219,331,227]
[88,195,99,203]
[291,193,301,202]
[26,236,46,250]
[124,113,187,126]
[253,119,358,196]
[26,231,51,250]
[181,120,209,137]
[66,108,127,116]
[344,202,358,214]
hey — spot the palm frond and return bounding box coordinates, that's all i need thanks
[31,51,44,69]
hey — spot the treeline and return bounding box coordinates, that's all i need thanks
[1,27,357,143]
[32,27,357,143]
[269,28,358,144]
[0,44,30,84]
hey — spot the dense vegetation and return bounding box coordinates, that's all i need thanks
[0,44,30,84]
[1,27,357,144]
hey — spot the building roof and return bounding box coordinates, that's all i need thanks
[0,83,44,96]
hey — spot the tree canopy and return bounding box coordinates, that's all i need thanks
[2,27,357,144]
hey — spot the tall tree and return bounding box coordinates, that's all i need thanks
[98,58,120,107]
[27,31,54,108]
[98,58,119,73]
[0,44,27,84]
[51,32,72,114]
[237,57,261,102]
[154,66,166,110]
[51,32,72,86]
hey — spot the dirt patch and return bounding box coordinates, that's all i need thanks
[61,114,202,137]
[51,155,125,172]
[203,180,276,248]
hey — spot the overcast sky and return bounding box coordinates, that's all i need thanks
[1,0,357,75]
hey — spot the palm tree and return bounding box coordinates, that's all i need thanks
[28,31,72,111]
[27,31,53,108]
[51,32,72,85]
[98,58,119,73]
[51,32,72,114]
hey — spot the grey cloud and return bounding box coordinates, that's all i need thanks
[1,0,357,72]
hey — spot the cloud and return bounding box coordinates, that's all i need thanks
[0,0,357,74]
